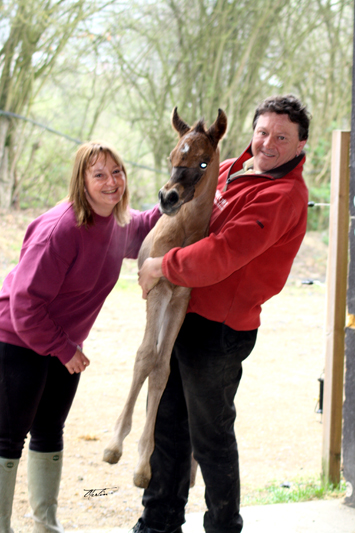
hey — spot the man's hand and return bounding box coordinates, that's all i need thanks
[138,257,164,299]
[65,347,90,374]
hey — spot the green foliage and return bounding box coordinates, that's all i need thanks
[113,258,139,292]
[0,0,119,208]
[0,0,353,210]
[311,136,332,170]
[14,129,74,208]
[307,184,331,231]
[242,477,346,506]
[114,278,139,292]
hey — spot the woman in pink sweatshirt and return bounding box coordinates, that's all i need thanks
[0,140,160,533]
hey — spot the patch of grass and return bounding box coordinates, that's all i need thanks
[114,278,140,292]
[242,477,346,506]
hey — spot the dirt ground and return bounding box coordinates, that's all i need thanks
[0,209,329,531]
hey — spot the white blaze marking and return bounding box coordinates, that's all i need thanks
[181,143,190,153]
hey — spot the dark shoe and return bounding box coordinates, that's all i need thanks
[131,518,183,533]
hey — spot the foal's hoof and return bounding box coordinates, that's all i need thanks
[133,471,150,489]
[103,448,122,464]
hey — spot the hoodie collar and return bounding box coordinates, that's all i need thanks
[223,144,305,191]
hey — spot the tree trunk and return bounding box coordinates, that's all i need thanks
[0,116,13,208]
[0,145,13,208]
[0,146,14,209]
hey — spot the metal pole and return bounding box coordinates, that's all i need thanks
[343,0,355,507]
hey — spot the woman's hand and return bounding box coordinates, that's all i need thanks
[65,347,90,374]
[138,257,164,299]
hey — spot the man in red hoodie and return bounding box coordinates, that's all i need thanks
[135,94,311,533]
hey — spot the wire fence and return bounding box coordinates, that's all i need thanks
[0,109,168,175]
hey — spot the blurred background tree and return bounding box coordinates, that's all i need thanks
[0,0,119,207]
[0,0,352,229]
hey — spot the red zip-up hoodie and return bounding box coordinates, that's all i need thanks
[162,144,308,331]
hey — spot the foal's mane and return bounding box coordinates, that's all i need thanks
[193,119,206,134]
[192,118,217,149]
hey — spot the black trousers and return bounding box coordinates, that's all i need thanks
[141,313,257,533]
[0,342,80,458]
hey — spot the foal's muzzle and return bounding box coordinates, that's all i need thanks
[158,188,181,215]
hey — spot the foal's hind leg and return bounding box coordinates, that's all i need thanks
[133,286,191,488]
[103,281,173,465]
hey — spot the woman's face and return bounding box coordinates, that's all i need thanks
[84,153,126,217]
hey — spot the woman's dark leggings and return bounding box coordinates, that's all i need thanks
[0,342,80,459]
[141,313,258,533]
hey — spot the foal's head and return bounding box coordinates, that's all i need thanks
[159,107,227,216]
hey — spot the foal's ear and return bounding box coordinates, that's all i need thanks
[172,107,190,137]
[207,109,228,149]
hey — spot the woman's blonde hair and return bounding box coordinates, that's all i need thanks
[68,140,131,227]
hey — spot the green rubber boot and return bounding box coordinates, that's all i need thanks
[27,451,64,533]
[0,456,20,533]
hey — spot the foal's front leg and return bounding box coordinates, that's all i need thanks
[133,286,191,488]
[103,281,173,465]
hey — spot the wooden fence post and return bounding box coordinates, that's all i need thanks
[322,130,350,486]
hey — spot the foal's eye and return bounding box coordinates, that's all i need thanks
[200,162,207,169]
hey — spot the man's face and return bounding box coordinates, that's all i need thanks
[251,112,307,173]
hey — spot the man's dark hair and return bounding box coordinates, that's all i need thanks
[252,94,311,141]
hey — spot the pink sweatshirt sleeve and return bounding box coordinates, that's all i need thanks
[125,205,161,259]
